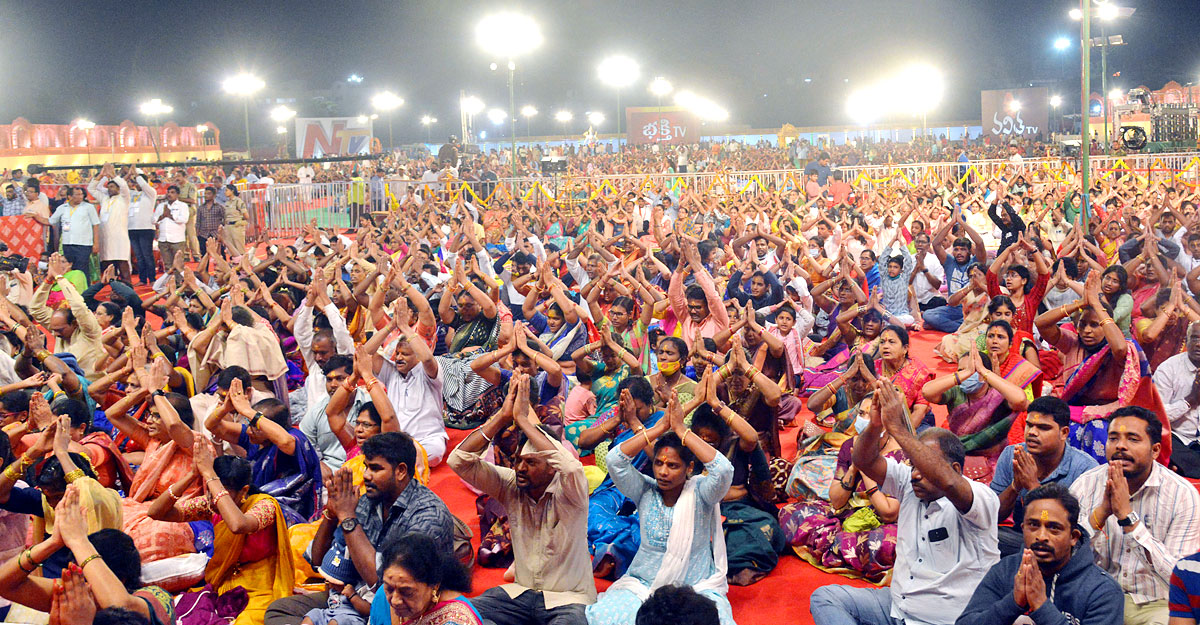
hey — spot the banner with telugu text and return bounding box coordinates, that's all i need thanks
[625,106,702,146]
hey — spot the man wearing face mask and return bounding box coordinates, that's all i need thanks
[1070,406,1200,625]
[955,484,1123,625]
[989,396,1098,557]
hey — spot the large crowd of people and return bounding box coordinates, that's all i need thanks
[0,138,1199,625]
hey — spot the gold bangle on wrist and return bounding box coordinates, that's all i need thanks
[681,430,692,446]
[642,429,652,447]
[63,469,85,483]
[78,554,101,569]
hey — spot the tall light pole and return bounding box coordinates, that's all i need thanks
[521,105,537,140]
[371,91,404,153]
[1050,95,1063,134]
[195,124,209,160]
[554,110,572,143]
[597,55,640,151]
[420,115,437,144]
[77,120,96,165]
[270,106,296,157]
[1071,3,1134,155]
[222,72,265,155]
[649,77,672,108]
[476,11,543,179]
[138,98,173,160]
[460,96,485,144]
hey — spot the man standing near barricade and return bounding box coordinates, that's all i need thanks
[172,169,199,260]
[125,166,158,285]
[222,184,250,259]
[86,163,132,283]
[47,187,100,283]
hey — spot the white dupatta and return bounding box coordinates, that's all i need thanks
[606,476,729,601]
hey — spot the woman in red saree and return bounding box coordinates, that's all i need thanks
[986,236,1050,336]
[1034,273,1171,465]
[873,325,933,430]
[109,355,202,564]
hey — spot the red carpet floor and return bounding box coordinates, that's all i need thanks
[430,332,959,625]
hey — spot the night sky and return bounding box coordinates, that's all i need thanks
[3,0,1198,145]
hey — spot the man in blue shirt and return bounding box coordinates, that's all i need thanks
[990,396,1098,557]
[47,187,100,283]
[803,152,833,186]
[923,208,987,333]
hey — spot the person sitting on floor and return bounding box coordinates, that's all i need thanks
[809,381,999,625]
[1070,406,1200,625]
[988,396,1097,557]
[955,484,1123,625]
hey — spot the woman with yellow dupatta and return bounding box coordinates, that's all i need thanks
[150,439,294,625]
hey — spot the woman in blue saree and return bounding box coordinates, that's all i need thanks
[587,390,735,625]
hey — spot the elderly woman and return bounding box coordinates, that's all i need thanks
[587,393,735,625]
[874,325,933,430]
[367,533,480,625]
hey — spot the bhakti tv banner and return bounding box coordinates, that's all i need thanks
[981,87,1049,139]
[295,117,374,158]
[625,107,701,145]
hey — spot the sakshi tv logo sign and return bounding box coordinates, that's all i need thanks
[296,118,374,158]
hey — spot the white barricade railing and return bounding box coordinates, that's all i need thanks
[256,153,1200,236]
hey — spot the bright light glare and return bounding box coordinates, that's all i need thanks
[674,90,729,122]
[587,111,605,125]
[1097,3,1119,20]
[479,130,487,139]
[420,115,435,125]
[475,12,543,59]
[371,91,404,112]
[1054,37,1071,50]
[460,96,485,116]
[276,126,287,134]
[846,86,883,125]
[139,98,173,116]
[487,108,508,125]
[76,120,96,130]
[521,105,538,118]
[356,115,369,124]
[1068,8,1083,20]
[555,110,573,123]
[1109,88,1123,101]
[347,74,364,83]
[1050,95,1063,108]
[649,77,673,97]
[597,55,640,89]
[270,105,296,122]
[1009,100,1022,112]
[195,124,208,133]
[222,72,265,96]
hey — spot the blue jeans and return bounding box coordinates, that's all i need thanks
[922,304,964,333]
[810,586,901,625]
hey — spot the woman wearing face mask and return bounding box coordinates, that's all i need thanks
[1034,272,1171,465]
[924,323,1037,470]
[779,370,907,583]
[587,393,735,625]
[648,337,696,413]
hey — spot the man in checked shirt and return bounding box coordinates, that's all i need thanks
[1070,406,1200,625]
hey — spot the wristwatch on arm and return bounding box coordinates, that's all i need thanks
[340,517,360,534]
[1117,512,1140,528]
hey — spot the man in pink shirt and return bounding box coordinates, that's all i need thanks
[668,242,729,351]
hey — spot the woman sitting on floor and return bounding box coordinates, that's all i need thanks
[778,379,907,584]
[1033,271,1170,465]
[587,392,735,625]
[689,371,783,586]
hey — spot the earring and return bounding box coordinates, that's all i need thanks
[431,587,441,605]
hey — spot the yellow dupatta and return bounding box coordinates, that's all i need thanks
[35,475,123,541]
[206,494,295,607]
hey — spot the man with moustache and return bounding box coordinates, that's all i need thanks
[1152,321,1200,477]
[990,396,1098,556]
[1070,406,1200,625]
[448,371,594,625]
[955,484,1123,625]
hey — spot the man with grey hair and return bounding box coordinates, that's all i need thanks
[1152,319,1200,477]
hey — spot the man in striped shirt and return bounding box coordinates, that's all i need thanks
[1070,406,1200,625]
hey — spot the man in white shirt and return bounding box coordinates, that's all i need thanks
[125,170,158,285]
[373,313,448,466]
[86,164,131,282]
[811,382,999,625]
[1070,407,1200,625]
[1153,322,1200,476]
[297,164,315,184]
[293,285,355,414]
[153,185,189,270]
[908,232,946,312]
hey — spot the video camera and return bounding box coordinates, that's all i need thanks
[0,244,29,273]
